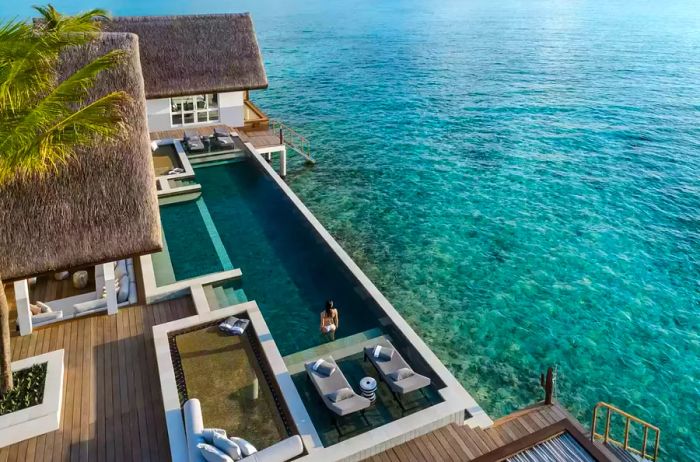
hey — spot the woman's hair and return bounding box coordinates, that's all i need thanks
[325,300,334,314]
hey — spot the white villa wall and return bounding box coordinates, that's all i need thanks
[218,91,245,127]
[146,98,172,132]
[146,91,244,133]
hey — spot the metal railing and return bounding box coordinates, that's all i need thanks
[591,402,661,461]
[270,119,314,164]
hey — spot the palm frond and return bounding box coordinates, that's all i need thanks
[33,4,110,34]
[0,21,56,113]
[0,91,129,182]
[0,4,131,185]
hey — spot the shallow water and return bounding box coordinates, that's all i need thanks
[3,1,699,459]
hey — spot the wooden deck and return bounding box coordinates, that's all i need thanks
[150,124,284,150]
[0,297,196,462]
[366,403,619,462]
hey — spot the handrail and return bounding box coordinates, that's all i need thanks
[591,402,660,461]
[269,119,314,164]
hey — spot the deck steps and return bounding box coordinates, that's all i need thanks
[202,283,249,310]
[283,327,385,374]
[189,151,245,165]
[605,444,646,462]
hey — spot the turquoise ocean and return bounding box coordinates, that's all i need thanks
[3,1,699,459]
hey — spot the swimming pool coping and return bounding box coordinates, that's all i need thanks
[152,301,321,462]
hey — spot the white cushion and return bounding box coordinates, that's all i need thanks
[32,311,63,325]
[128,280,138,304]
[212,433,242,460]
[115,260,128,280]
[117,275,130,303]
[197,443,233,462]
[229,437,256,457]
[74,298,108,314]
[202,428,227,443]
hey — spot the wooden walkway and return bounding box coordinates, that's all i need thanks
[367,404,618,462]
[0,298,196,462]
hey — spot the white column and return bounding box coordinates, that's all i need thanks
[14,279,32,336]
[103,263,118,315]
[279,147,287,178]
[264,152,272,162]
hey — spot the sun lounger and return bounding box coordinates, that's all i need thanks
[305,356,370,432]
[212,127,235,147]
[364,340,431,409]
[184,130,205,151]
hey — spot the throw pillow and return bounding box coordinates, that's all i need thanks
[229,437,257,457]
[389,367,415,382]
[312,359,335,377]
[197,443,233,462]
[212,433,242,460]
[374,346,395,361]
[201,428,227,443]
[327,387,355,403]
[36,301,53,313]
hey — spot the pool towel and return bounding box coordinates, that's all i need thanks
[218,316,250,336]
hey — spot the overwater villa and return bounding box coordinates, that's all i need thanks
[0,12,661,462]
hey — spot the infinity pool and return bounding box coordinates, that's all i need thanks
[156,159,380,355]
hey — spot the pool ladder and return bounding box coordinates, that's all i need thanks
[591,402,661,461]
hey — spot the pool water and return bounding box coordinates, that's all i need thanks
[153,198,228,285]
[160,159,380,355]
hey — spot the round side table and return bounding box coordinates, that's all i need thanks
[359,376,377,404]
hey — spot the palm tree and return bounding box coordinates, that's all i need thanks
[0,5,128,394]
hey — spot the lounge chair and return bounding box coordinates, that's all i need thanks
[183,130,205,151]
[212,127,235,148]
[305,356,370,433]
[364,340,431,410]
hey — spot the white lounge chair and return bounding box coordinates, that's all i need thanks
[364,340,431,410]
[305,356,370,434]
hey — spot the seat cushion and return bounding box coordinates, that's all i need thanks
[115,260,128,280]
[212,433,242,461]
[117,275,130,303]
[197,443,233,462]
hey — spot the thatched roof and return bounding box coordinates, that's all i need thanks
[104,14,268,99]
[0,32,161,282]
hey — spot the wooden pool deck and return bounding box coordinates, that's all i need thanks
[0,297,196,462]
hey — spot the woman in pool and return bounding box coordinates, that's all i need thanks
[320,300,339,341]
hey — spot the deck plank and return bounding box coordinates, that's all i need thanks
[2,298,196,461]
[369,402,586,462]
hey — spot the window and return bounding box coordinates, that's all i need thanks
[170,94,219,126]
